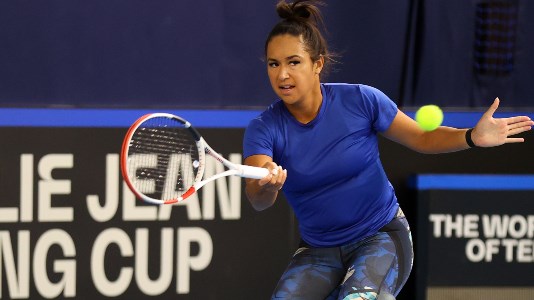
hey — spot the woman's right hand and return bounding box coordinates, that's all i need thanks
[243,155,287,211]
[258,161,287,192]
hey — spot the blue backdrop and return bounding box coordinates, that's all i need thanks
[0,1,533,108]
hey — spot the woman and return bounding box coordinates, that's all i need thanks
[243,1,533,299]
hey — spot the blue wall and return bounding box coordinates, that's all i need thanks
[0,1,533,108]
[1,108,531,128]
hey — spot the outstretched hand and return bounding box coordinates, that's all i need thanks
[472,98,534,147]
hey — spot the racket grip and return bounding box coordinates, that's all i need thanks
[239,165,270,179]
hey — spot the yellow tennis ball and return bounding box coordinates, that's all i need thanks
[415,105,443,131]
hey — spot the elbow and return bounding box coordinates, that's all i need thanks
[248,197,275,211]
[245,190,275,211]
[251,202,270,212]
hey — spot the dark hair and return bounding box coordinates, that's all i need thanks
[265,0,336,75]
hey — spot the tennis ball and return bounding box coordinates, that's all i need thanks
[415,105,443,131]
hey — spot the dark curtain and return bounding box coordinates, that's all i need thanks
[0,1,533,108]
[401,0,533,108]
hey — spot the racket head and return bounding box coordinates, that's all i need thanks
[120,113,205,205]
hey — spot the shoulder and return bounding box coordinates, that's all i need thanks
[322,83,395,108]
[245,100,285,137]
[328,83,394,105]
[358,84,392,100]
[322,82,360,94]
[248,101,284,127]
[322,83,387,100]
[323,83,398,130]
[243,101,285,158]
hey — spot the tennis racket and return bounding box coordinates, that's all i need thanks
[120,113,269,205]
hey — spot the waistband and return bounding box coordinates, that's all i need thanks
[379,207,406,233]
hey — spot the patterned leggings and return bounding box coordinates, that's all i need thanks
[271,210,413,300]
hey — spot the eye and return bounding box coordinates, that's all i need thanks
[289,60,300,66]
[268,62,279,68]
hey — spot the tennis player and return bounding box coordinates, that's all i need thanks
[243,1,534,299]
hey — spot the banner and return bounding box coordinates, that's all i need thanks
[0,127,297,299]
[414,174,534,299]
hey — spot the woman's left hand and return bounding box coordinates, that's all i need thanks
[472,98,534,147]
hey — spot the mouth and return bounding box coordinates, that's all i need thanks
[278,85,295,95]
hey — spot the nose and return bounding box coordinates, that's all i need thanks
[278,66,289,81]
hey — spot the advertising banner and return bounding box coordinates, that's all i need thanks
[414,175,534,299]
[0,124,297,299]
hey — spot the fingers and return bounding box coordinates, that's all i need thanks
[257,163,287,191]
[505,137,525,144]
[505,116,533,126]
[509,120,534,130]
[504,116,533,137]
[507,124,532,137]
[268,166,287,190]
[484,97,500,118]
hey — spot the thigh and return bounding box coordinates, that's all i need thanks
[338,217,413,299]
[272,246,345,300]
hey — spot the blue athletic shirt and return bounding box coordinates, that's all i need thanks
[243,83,400,247]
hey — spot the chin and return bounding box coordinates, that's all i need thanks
[279,97,297,105]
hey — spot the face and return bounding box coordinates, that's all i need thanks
[266,34,323,106]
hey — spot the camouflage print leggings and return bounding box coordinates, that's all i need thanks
[271,209,413,300]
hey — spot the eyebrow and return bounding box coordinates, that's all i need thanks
[267,55,303,62]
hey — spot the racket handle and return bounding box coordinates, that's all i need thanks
[239,165,270,179]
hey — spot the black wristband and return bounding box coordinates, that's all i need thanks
[465,128,478,148]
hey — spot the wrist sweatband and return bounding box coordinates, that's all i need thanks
[465,128,478,148]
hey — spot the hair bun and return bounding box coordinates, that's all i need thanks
[293,5,311,19]
[276,1,315,22]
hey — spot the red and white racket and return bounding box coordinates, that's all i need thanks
[120,113,269,205]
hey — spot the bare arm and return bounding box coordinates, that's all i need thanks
[244,154,287,211]
[382,98,533,154]
[382,110,469,154]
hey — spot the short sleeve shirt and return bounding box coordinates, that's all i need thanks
[243,83,400,247]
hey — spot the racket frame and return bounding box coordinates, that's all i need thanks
[121,113,269,205]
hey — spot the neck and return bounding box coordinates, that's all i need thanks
[286,83,323,124]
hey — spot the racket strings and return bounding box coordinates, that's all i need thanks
[128,118,201,200]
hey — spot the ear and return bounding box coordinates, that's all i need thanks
[314,55,324,75]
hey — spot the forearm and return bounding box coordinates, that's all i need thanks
[384,111,472,154]
[412,126,470,154]
[245,181,279,211]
